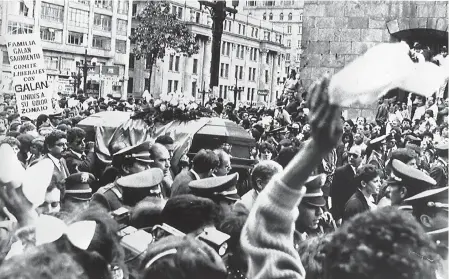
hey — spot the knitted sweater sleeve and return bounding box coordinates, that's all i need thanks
[240,176,306,279]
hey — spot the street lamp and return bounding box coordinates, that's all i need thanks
[198,0,239,91]
[78,48,98,95]
[70,64,82,94]
[229,76,243,105]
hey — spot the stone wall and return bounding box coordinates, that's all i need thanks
[300,0,448,120]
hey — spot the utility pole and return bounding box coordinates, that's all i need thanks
[199,0,239,91]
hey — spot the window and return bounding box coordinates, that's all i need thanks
[296,54,301,62]
[220,63,225,78]
[174,80,179,92]
[75,0,89,4]
[263,12,266,20]
[95,0,112,10]
[224,86,228,99]
[68,8,89,28]
[287,39,291,47]
[299,13,303,22]
[266,53,270,64]
[44,56,59,70]
[117,0,128,15]
[144,78,150,90]
[115,40,126,53]
[221,42,231,56]
[67,31,84,45]
[288,12,292,20]
[279,13,284,20]
[128,77,133,93]
[242,25,246,35]
[129,53,135,69]
[193,59,198,74]
[40,27,63,43]
[174,56,180,72]
[117,19,127,36]
[192,81,197,97]
[92,36,111,50]
[247,88,251,101]
[195,12,200,23]
[221,63,230,78]
[266,1,275,6]
[278,55,281,66]
[235,65,238,79]
[238,23,241,34]
[255,28,258,37]
[41,2,64,22]
[248,1,256,6]
[94,14,112,32]
[169,55,174,71]
[167,80,173,93]
[269,13,273,20]
[172,6,183,19]
[252,68,256,81]
[19,1,29,16]
[248,67,256,81]
[298,25,302,34]
[265,70,269,83]
[286,53,290,61]
[297,40,301,48]
[239,66,243,79]
[287,25,292,34]
[240,45,244,59]
[225,64,229,78]
[132,3,137,17]
[7,21,33,34]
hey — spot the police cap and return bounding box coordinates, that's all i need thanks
[404,186,448,212]
[116,168,164,189]
[64,172,95,201]
[302,174,326,207]
[188,172,240,201]
[391,159,436,194]
[112,141,153,167]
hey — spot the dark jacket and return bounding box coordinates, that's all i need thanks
[430,158,448,189]
[170,170,197,197]
[42,154,70,185]
[63,149,96,174]
[91,183,123,212]
[330,164,358,220]
[343,189,370,222]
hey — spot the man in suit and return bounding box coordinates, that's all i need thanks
[43,130,70,185]
[330,145,362,221]
[170,149,220,197]
[64,127,96,174]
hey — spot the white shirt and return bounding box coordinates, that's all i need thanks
[47,153,61,171]
[362,192,377,210]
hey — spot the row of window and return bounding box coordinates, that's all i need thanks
[218,64,274,83]
[218,85,267,102]
[263,12,303,22]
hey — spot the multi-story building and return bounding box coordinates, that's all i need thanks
[130,0,288,105]
[0,0,132,98]
[242,0,304,75]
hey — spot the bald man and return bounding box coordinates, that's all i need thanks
[150,143,172,197]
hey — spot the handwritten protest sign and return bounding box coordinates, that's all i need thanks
[6,33,53,119]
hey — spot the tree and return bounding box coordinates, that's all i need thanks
[130,1,199,95]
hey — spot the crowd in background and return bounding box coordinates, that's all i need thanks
[0,43,446,279]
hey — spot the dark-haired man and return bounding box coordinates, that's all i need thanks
[64,127,96,174]
[170,149,220,197]
[43,130,70,185]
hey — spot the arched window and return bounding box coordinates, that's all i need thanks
[269,12,273,20]
[279,13,284,20]
[288,12,292,20]
[263,12,266,20]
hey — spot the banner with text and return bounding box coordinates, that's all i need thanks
[6,33,53,119]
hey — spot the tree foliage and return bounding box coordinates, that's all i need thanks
[130,1,199,73]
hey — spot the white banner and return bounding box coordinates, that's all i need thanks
[6,33,53,119]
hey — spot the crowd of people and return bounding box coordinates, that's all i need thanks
[0,44,446,279]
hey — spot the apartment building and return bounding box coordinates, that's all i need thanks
[0,0,132,98]
[242,0,304,75]
[130,0,288,105]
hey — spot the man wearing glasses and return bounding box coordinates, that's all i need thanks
[43,130,70,185]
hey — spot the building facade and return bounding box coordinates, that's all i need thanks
[242,0,304,75]
[0,0,132,99]
[300,0,448,120]
[130,0,288,105]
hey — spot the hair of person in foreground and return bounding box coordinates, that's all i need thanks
[140,235,227,279]
[0,245,88,279]
[322,207,441,279]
